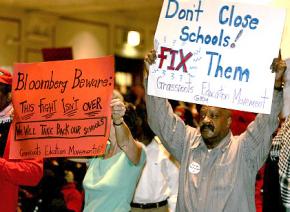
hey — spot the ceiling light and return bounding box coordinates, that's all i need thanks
[127,31,140,47]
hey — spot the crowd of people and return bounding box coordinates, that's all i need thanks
[0,50,289,212]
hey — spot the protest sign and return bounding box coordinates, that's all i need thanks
[9,56,114,159]
[148,0,286,114]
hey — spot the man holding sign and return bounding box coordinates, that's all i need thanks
[144,49,286,211]
[144,0,287,210]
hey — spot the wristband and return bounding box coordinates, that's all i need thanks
[113,120,123,126]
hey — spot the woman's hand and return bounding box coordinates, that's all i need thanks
[110,98,125,125]
[109,97,143,165]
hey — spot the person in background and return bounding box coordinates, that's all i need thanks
[124,85,145,106]
[81,91,146,212]
[269,58,290,212]
[33,159,73,212]
[0,68,43,212]
[270,115,290,211]
[229,109,266,212]
[131,103,179,212]
[61,170,83,212]
[174,104,198,128]
[230,110,256,136]
[144,49,286,211]
[263,117,285,212]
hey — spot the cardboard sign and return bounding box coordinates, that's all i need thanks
[10,56,114,159]
[148,0,286,114]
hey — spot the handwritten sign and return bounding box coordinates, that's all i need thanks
[148,0,286,114]
[9,56,114,159]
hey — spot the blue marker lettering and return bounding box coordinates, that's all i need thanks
[206,51,250,82]
[219,5,259,30]
[165,0,204,22]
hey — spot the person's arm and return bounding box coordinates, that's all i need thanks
[0,158,43,186]
[144,50,189,162]
[161,146,179,212]
[271,116,289,157]
[276,115,290,208]
[281,115,290,139]
[111,98,143,165]
[274,115,290,154]
[241,54,286,170]
[0,129,43,186]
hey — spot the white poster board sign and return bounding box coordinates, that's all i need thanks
[148,0,286,114]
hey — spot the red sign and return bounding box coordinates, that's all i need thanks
[9,56,114,159]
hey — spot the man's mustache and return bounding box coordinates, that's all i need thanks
[200,124,214,132]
